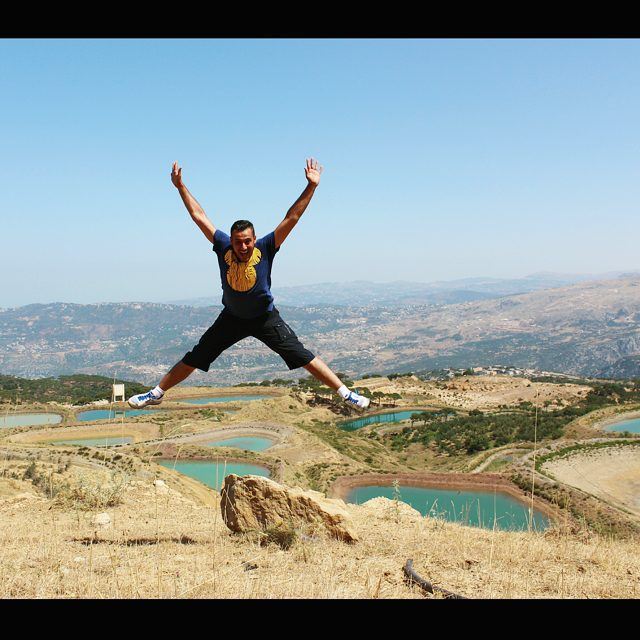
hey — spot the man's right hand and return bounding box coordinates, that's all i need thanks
[171,161,184,189]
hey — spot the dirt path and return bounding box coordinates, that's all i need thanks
[471,447,531,473]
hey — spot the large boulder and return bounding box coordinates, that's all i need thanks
[220,474,358,543]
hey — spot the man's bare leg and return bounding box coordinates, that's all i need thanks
[303,356,370,408]
[128,360,195,407]
[158,360,196,392]
[303,356,343,390]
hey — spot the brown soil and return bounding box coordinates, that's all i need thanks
[161,385,284,400]
[356,375,590,411]
[542,446,640,518]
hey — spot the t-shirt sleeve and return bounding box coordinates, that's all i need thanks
[212,229,231,255]
[260,231,280,261]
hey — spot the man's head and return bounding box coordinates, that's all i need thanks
[230,220,256,262]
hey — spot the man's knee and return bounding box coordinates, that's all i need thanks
[180,354,210,373]
[281,350,315,371]
[302,356,317,370]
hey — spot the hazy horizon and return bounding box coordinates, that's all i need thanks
[2,268,639,309]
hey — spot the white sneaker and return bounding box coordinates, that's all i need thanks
[127,390,163,408]
[344,391,370,410]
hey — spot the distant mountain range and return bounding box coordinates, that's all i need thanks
[2,273,640,385]
[166,271,640,308]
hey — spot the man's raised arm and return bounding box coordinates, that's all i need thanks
[274,158,323,249]
[171,161,216,244]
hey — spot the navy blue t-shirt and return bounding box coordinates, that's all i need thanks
[212,229,279,319]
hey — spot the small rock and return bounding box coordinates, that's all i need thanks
[153,479,169,494]
[360,497,422,520]
[93,512,111,527]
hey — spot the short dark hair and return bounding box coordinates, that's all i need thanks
[230,220,255,236]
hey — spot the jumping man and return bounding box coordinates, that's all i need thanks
[128,158,370,410]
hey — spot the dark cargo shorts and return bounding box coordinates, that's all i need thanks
[181,308,315,372]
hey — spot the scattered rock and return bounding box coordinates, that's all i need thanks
[153,479,169,494]
[360,496,422,520]
[220,474,358,543]
[93,512,111,527]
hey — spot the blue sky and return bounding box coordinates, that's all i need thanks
[1,39,639,307]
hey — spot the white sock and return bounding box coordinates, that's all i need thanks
[151,386,165,398]
[337,385,351,399]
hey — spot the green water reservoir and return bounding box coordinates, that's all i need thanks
[0,413,62,428]
[77,409,161,421]
[603,417,640,434]
[346,484,549,531]
[339,410,421,431]
[157,459,270,491]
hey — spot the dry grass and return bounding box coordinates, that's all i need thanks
[1,468,638,599]
[422,376,591,412]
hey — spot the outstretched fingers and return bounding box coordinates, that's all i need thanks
[171,161,183,187]
[305,157,323,173]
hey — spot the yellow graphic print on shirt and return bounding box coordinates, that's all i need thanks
[224,247,262,292]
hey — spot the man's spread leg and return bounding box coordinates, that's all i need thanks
[181,310,248,372]
[128,361,195,408]
[128,311,247,408]
[303,357,371,410]
[159,361,196,391]
[253,310,370,410]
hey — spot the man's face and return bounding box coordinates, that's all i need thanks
[231,228,256,262]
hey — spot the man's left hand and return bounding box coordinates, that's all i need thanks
[305,157,323,187]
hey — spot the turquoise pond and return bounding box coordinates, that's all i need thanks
[346,485,550,532]
[157,460,270,491]
[76,409,161,421]
[50,436,133,447]
[339,410,427,431]
[205,436,275,451]
[603,417,640,434]
[0,413,62,428]
[178,395,269,405]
